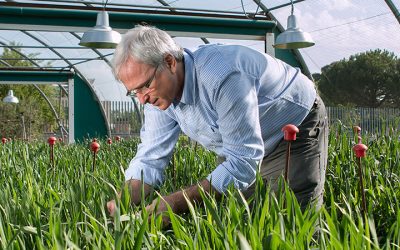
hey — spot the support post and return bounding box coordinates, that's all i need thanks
[265,32,275,56]
[68,77,75,143]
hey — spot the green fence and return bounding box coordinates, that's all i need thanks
[101,102,400,137]
[327,106,400,134]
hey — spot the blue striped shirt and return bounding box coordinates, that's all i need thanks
[125,44,316,193]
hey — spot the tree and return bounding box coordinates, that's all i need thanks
[0,42,59,139]
[314,49,400,108]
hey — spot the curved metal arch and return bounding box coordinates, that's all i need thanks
[0,58,12,67]
[0,38,70,96]
[31,84,68,137]
[384,0,400,25]
[21,30,112,136]
[0,40,42,68]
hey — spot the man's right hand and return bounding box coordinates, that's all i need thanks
[106,179,152,217]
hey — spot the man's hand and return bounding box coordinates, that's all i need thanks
[145,195,173,227]
[107,179,152,217]
[145,196,170,215]
[144,179,221,227]
[107,178,221,227]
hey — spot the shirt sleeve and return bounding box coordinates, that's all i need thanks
[125,104,181,187]
[206,71,265,193]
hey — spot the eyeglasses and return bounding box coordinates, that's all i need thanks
[126,65,158,98]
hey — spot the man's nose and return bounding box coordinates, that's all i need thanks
[137,93,149,104]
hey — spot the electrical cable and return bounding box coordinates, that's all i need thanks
[309,12,391,33]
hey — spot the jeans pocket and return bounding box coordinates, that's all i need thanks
[309,126,320,138]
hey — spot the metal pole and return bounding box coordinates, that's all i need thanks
[20,113,26,140]
[384,0,400,25]
[92,151,96,171]
[284,141,291,182]
[22,0,266,16]
[357,157,367,217]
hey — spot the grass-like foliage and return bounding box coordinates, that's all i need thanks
[0,128,399,249]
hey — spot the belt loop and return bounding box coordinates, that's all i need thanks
[313,95,319,108]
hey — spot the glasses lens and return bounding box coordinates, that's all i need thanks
[126,66,158,98]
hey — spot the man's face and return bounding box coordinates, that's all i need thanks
[118,57,180,110]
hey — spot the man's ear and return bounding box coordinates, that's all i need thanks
[164,54,176,73]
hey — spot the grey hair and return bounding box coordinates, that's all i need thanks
[112,25,184,79]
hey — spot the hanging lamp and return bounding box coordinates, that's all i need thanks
[3,90,19,104]
[274,0,315,49]
[79,11,121,49]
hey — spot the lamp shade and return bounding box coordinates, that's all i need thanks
[79,11,121,49]
[274,14,315,49]
[3,90,19,104]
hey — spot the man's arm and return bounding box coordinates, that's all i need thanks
[108,178,220,223]
[107,105,181,216]
[145,179,221,220]
[107,179,153,216]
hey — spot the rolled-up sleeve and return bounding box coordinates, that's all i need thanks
[125,105,180,187]
[206,71,264,193]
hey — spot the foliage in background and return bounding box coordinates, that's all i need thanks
[314,49,400,108]
[0,127,400,249]
[0,42,60,139]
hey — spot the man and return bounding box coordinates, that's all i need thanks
[107,25,328,218]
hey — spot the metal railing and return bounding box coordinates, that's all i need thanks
[101,100,143,138]
[327,107,400,134]
[99,101,400,137]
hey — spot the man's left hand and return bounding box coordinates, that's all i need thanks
[143,179,220,227]
[145,194,175,227]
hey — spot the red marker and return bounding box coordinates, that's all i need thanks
[282,124,299,141]
[90,141,100,171]
[281,124,299,182]
[353,126,361,135]
[353,142,368,216]
[48,136,57,146]
[353,143,368,158]
[48,136,57,167]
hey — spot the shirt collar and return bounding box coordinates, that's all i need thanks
[176,48,196,106]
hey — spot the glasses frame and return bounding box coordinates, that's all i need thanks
[126,65,158,98]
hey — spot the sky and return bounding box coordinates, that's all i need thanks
[0,0,399,101]
[293,0,400,73]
